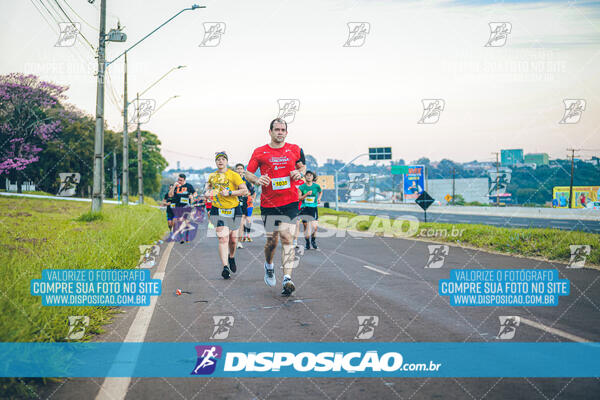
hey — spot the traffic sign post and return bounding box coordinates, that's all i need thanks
[416,191,434,222]
[368,147,392,161]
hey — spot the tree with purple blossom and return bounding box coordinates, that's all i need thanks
[0,73,67,192]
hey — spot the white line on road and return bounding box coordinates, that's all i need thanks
[332,251,413,279]
[520,317,591,343]
[362,265,391,275]
[95,240,174,400]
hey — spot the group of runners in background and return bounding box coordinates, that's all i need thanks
[160,118,322,296]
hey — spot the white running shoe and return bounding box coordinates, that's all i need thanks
[264,263,276,287]
[237,242,244,249]
[282,275,295,296]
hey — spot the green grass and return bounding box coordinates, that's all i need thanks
[0,197,167,343]
[76,211,104,222]
[318,207,600,266]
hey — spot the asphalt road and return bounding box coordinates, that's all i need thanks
[43,218,600,400]
[339,205,600,234]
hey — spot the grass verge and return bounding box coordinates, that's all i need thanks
[318,207,600,266]
[0,196,167,343]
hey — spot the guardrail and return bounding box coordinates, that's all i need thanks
[0,192,140,205]
[339,202,600,221]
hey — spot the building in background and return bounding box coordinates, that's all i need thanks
[501,149,524,166]
[524,153,549,166]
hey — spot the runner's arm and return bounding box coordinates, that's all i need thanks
[299,188,311,200]
[234,182,249,197]
[245,170,270,186]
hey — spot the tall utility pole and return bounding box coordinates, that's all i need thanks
[112,152,117,198]
[122,52,129,205]
[92,0,106,212]
[451,167,455,205]
[492,152,500,206]
[136,92,143,204]
[567,148,578,209]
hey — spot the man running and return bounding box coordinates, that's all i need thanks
[173,174,197,243]
[235,163,256,247]
[205,152,249,279]
[245,118,306,296]
[298,171,322,249]
[161,184,176,231]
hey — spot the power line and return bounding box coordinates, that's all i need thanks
[28,0,58,34]
[51,0,96,51]
[61,0,99,31]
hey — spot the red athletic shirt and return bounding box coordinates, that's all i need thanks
[247,143,303,208]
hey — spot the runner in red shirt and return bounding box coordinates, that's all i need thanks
[245,118,306,296]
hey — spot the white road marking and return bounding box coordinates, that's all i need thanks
[520,317,591,343]
[333,250,413,279]
[95,240,174,400]
[362,265,391,275]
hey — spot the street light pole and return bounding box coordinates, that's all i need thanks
[122,51,129,205]
[136,93,143,204]
[112,151,117,199]
[567,148,578,209]
[91,0,106,212]
[90,4,203,211]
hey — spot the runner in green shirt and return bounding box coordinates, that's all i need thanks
[298,171,322,250]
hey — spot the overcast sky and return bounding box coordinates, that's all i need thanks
[2,0,600,169]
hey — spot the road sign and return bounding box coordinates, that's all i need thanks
[369,147,392,160]
[416,191,434,211]
[445,194,452,202]
[391,165,409,175]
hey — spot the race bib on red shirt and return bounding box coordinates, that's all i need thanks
[247,143,302,208]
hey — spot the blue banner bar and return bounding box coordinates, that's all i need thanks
[0,342,599,377]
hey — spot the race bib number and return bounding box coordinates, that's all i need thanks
[305,196,316,204]
[170,203,176,208]
[218,208,234,218]
[271,176,291,190]
[180,197,189,204]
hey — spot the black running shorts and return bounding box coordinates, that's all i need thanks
[300,207,318,222]
[261,202,299,231]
